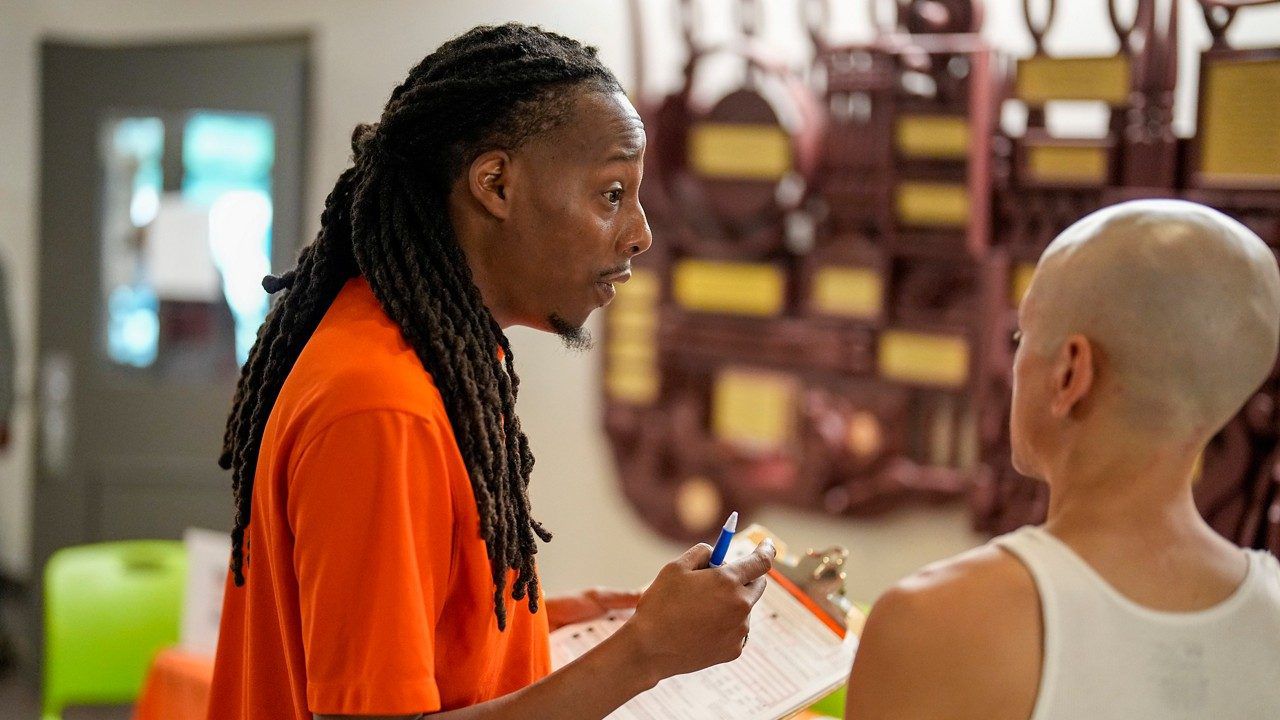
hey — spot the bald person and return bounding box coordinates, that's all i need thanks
[842,199,1280,720]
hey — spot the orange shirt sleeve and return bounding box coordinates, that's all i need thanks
[286,410,456,715]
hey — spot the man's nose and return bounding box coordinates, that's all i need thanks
[620,204,653,258]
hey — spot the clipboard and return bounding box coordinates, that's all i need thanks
[550,524,864,720]
[734,524,865,638]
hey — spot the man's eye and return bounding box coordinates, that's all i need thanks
[605,188,623,205]
[1012,329,1023,344]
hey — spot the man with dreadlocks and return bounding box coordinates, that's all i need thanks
[206,23,775,720]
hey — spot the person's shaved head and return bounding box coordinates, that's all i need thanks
[1012,200,1280,476]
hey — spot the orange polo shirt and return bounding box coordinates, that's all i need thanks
[206,277,550,719]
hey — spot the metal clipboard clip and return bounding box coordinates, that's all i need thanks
[737,524,865,635]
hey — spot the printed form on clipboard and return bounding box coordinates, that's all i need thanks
[551,525,860,720]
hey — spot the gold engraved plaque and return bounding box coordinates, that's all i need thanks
[689,123,793,181]
[878,331,971,388]
[673,260,786,317]
[1016,55,1131,105]
[1199,58,1280,187]
[896,115,970,160]
[712,368,798,452]
[895,182,970,227]
[1026,144,1109,184]
[811,266,883,319]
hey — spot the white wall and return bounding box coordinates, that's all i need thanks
[1,0,1277,603]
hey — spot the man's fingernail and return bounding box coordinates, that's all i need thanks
[762,538,774,551]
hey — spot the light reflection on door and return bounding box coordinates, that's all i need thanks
[101,111,274,374]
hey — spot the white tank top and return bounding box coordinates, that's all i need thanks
[993,526,1280,720]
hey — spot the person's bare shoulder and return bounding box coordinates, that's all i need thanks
[843,543,1042,720]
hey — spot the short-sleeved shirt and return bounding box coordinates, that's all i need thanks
[206,277,551,720]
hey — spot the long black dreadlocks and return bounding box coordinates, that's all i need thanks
[220,24,622,629]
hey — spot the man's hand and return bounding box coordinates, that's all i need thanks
[545,588,642,630]
[618,539,775,684]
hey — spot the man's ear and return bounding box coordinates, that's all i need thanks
[1050,334,1094,419]
[467,150,512,220]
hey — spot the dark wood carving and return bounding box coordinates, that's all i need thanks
[610,0,1280,555]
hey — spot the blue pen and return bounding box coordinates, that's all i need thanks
[708,511,738,567]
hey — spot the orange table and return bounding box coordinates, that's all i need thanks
[132,647,214,720]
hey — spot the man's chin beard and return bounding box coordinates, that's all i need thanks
[548,312,594,352]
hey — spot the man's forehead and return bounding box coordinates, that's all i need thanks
[605,117,646,161]
[607,104,645,141]
[509,88,645,169]
[542,90,644,160]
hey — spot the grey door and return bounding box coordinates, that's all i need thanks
[35,38,308,576]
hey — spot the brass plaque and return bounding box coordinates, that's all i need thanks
[712,368,797,451]
[1199,58,1280,186]
[608,307,657,335]
[1016,55,1131,105]
[617,268,660,303]
[878,331,970,388]
[607,366,659,405]
[1011,263,1037,307]
[689,123,793,181]
[610,272,658,335]
[811,266,883,319]
[895,182,970,227]
[1026,144,1108,184]
[608,336,656,365]
[673,260,786,317]
[896,115,970,160]
[607,268,661,404]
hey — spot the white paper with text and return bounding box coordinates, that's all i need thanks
[551,542,857,720]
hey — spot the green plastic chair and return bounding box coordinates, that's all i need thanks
[42,540,187,720]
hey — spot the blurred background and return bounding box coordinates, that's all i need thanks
[0,0,1278,718]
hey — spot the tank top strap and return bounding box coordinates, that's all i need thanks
[992,525,1106,607]
[1244,549,1280,607]
[990,526,1076,720]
